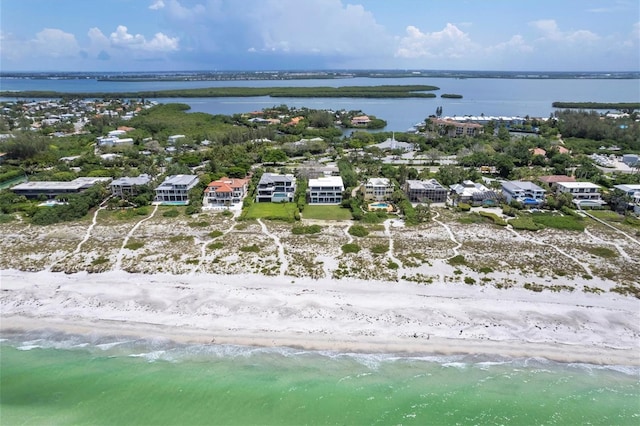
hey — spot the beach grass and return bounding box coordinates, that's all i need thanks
[302,205,353,220]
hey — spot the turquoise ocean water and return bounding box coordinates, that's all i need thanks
[1,331,639,425]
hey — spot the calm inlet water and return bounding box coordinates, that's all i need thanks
[2,76,639,130]
[1,332,639,425]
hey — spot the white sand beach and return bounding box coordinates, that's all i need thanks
[1,269,638,366]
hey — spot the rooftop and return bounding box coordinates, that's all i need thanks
[309,176,344,188]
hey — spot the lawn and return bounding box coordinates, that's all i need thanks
[588,210,624,221]
[530,212,585,231]
[243,202,298,221]
[302,205,353,220]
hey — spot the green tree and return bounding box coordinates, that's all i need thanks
[262,149,288,165]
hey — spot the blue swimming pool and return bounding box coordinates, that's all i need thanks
[369,202,392,210]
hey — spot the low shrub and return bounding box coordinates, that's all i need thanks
[348,225,369,237]
[448,254,467,266]
[162,209,180,218]
[240,244,260,253]
[188,221,209,228]
[91,256,109,266]
[371,244,388,255]
[479,211,507,226]
[291,224,322,235]
[457,202,471,212]
[124,241,144,250]
[209,230,224,238]
[342,243,361,253]
[464,277,476,285]
[586,246,617,258]
[208,241,224,250]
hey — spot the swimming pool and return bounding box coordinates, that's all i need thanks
[369,202,390,208]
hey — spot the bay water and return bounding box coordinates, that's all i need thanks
[1,76,639,131]
[1,331,639,425]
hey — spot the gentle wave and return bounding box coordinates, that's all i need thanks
[2,329,638,377]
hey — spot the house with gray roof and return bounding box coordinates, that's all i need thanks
[154,174,199,204]
[12,177,112,200]
[403,179,447,203]
[256,173,296,203]
[110,174,152,197]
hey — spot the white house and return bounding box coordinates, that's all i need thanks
[449,180,498,206]
[363,177,395,201]
[501,181,546,206]
[154,174,199,204]
[555,181,604,207]
[168,135,186,144]
[308,176,344,204]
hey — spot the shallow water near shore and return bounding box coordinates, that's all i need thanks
[1,331,639,426]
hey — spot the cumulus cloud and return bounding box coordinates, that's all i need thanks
[109,25,178,51]
[149,0,165,10]
[530,19,599,43]
[488,35,533,54]
[157,0,393,59]
[32,28,80,58]
[395,23,476,59]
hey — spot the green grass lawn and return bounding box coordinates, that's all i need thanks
[243,202,298,221]
[302,205,353,220]
[588,210,624,221]
[530,212,585,231]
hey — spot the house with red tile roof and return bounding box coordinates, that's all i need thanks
[530,147,547,157]
[204,177,249,207]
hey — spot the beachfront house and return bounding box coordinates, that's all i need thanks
[154,174,199,204]
[501,180,546,206]
[613,184,640,215]
[110,174,152,197]
[12,177,112,200]
[308,176,344,204]
[449,180,498,206]
[204,176,249,207]
[363,177,395,202]
[403,179,448,203]
[555,181,605,208]
[256,173,296,203]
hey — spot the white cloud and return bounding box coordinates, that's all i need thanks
[109,25,178,51]
[530,19,599,43]
[488,35,533,54]
[149,0,165,10]
[157,0,393,57]
[395,23,476,59]
[32,28,80,58]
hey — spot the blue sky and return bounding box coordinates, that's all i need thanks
[1,0,638,72]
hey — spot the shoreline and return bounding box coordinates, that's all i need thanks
[1,269,639,366]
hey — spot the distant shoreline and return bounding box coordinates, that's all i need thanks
[0,85,443,99]
[1,70,639,81]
